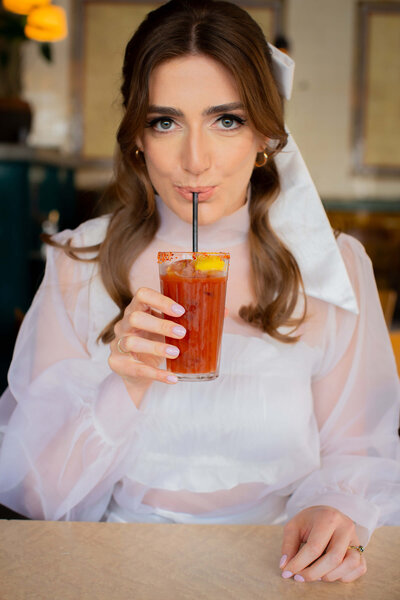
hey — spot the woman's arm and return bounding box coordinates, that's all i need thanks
[0,225,144,520]
[280,234,400,581]
[286,234,400,541]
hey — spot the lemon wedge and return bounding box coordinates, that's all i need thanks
[194,256,225,271]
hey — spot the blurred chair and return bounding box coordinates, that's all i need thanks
[326,205,400,334]
[378,289,398,329]
[390,330,400,378]
[378,290,399,377]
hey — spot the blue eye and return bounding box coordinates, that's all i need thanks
[217,114,246,130]
[157,119,174,130]
[146,117,175,132]
[221,118,235,128]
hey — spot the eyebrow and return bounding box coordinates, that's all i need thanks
[147,102,245,117]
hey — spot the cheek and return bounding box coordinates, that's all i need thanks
[144,146,177,191]
[144,144,171,174]
[221,137,258,172]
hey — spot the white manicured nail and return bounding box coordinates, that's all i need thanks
[172,304,185,315]
[166,346,179,357]
[172,325,186,337]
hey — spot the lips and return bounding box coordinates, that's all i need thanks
[175,186,216,201]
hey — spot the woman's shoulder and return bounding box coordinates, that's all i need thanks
[53,214,111,248]
[335,232,375,297]
[336,231,371,268]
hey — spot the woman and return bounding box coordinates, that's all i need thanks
[0,0,399,584]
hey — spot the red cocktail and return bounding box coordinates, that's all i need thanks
[158,252,230,381]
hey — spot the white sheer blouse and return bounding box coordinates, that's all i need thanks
[0,198,399,546]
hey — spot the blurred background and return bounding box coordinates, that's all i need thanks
[1,0,400,394]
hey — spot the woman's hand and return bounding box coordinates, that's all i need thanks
[108,287,186,399]
[279,505,367,583]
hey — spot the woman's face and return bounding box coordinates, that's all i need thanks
[138,54,266,226]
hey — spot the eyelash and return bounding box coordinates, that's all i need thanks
[145,117,175,131]
[145,113,246,132]
[217,114,246,129]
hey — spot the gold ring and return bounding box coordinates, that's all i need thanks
[117,337,129,354]
[348,545,365,555]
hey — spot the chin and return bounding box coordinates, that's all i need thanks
[164,193,225,226]
[169,201,221,227]
[198,215,218,226]
[197,205,224,226]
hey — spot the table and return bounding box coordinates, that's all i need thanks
[1,522,399,599]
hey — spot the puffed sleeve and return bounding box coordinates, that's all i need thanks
[0,220,145,521]
[285,234,400,546]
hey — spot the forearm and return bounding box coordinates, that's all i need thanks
[0,371,145,520]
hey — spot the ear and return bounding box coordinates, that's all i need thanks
[136,136,143,151]
[257,138,269,153]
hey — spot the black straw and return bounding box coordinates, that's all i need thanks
[192,192,198,252]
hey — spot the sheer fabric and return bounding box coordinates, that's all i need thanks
[0,201,399,546]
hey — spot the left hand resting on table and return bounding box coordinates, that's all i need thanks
[279,505,367,583]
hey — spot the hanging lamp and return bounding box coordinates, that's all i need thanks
[2,0,50,16]
[24,4,67,42]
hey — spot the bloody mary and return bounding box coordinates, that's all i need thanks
[158,252,230,381]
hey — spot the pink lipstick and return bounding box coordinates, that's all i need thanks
[175,186,216,201]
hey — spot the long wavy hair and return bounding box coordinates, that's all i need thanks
[47,0,306,343]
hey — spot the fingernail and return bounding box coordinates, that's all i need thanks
[172,325,186,337]
[166,346,179,356]
[317,578,322,581]
[279,555,288,569]
[282,571,293,579]
[294,575,305,583]
[172,304,185,316]
[166,374,178,383]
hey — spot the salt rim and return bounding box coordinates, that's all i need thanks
[157,251,230,263]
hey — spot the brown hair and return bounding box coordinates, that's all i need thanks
[48,0,306,343]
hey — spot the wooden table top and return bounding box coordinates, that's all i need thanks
[1,521,399,599]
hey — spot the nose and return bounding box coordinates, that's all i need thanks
[181,128,211,176]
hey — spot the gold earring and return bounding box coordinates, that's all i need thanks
[255,151,268,167]
[135,148,141,159]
